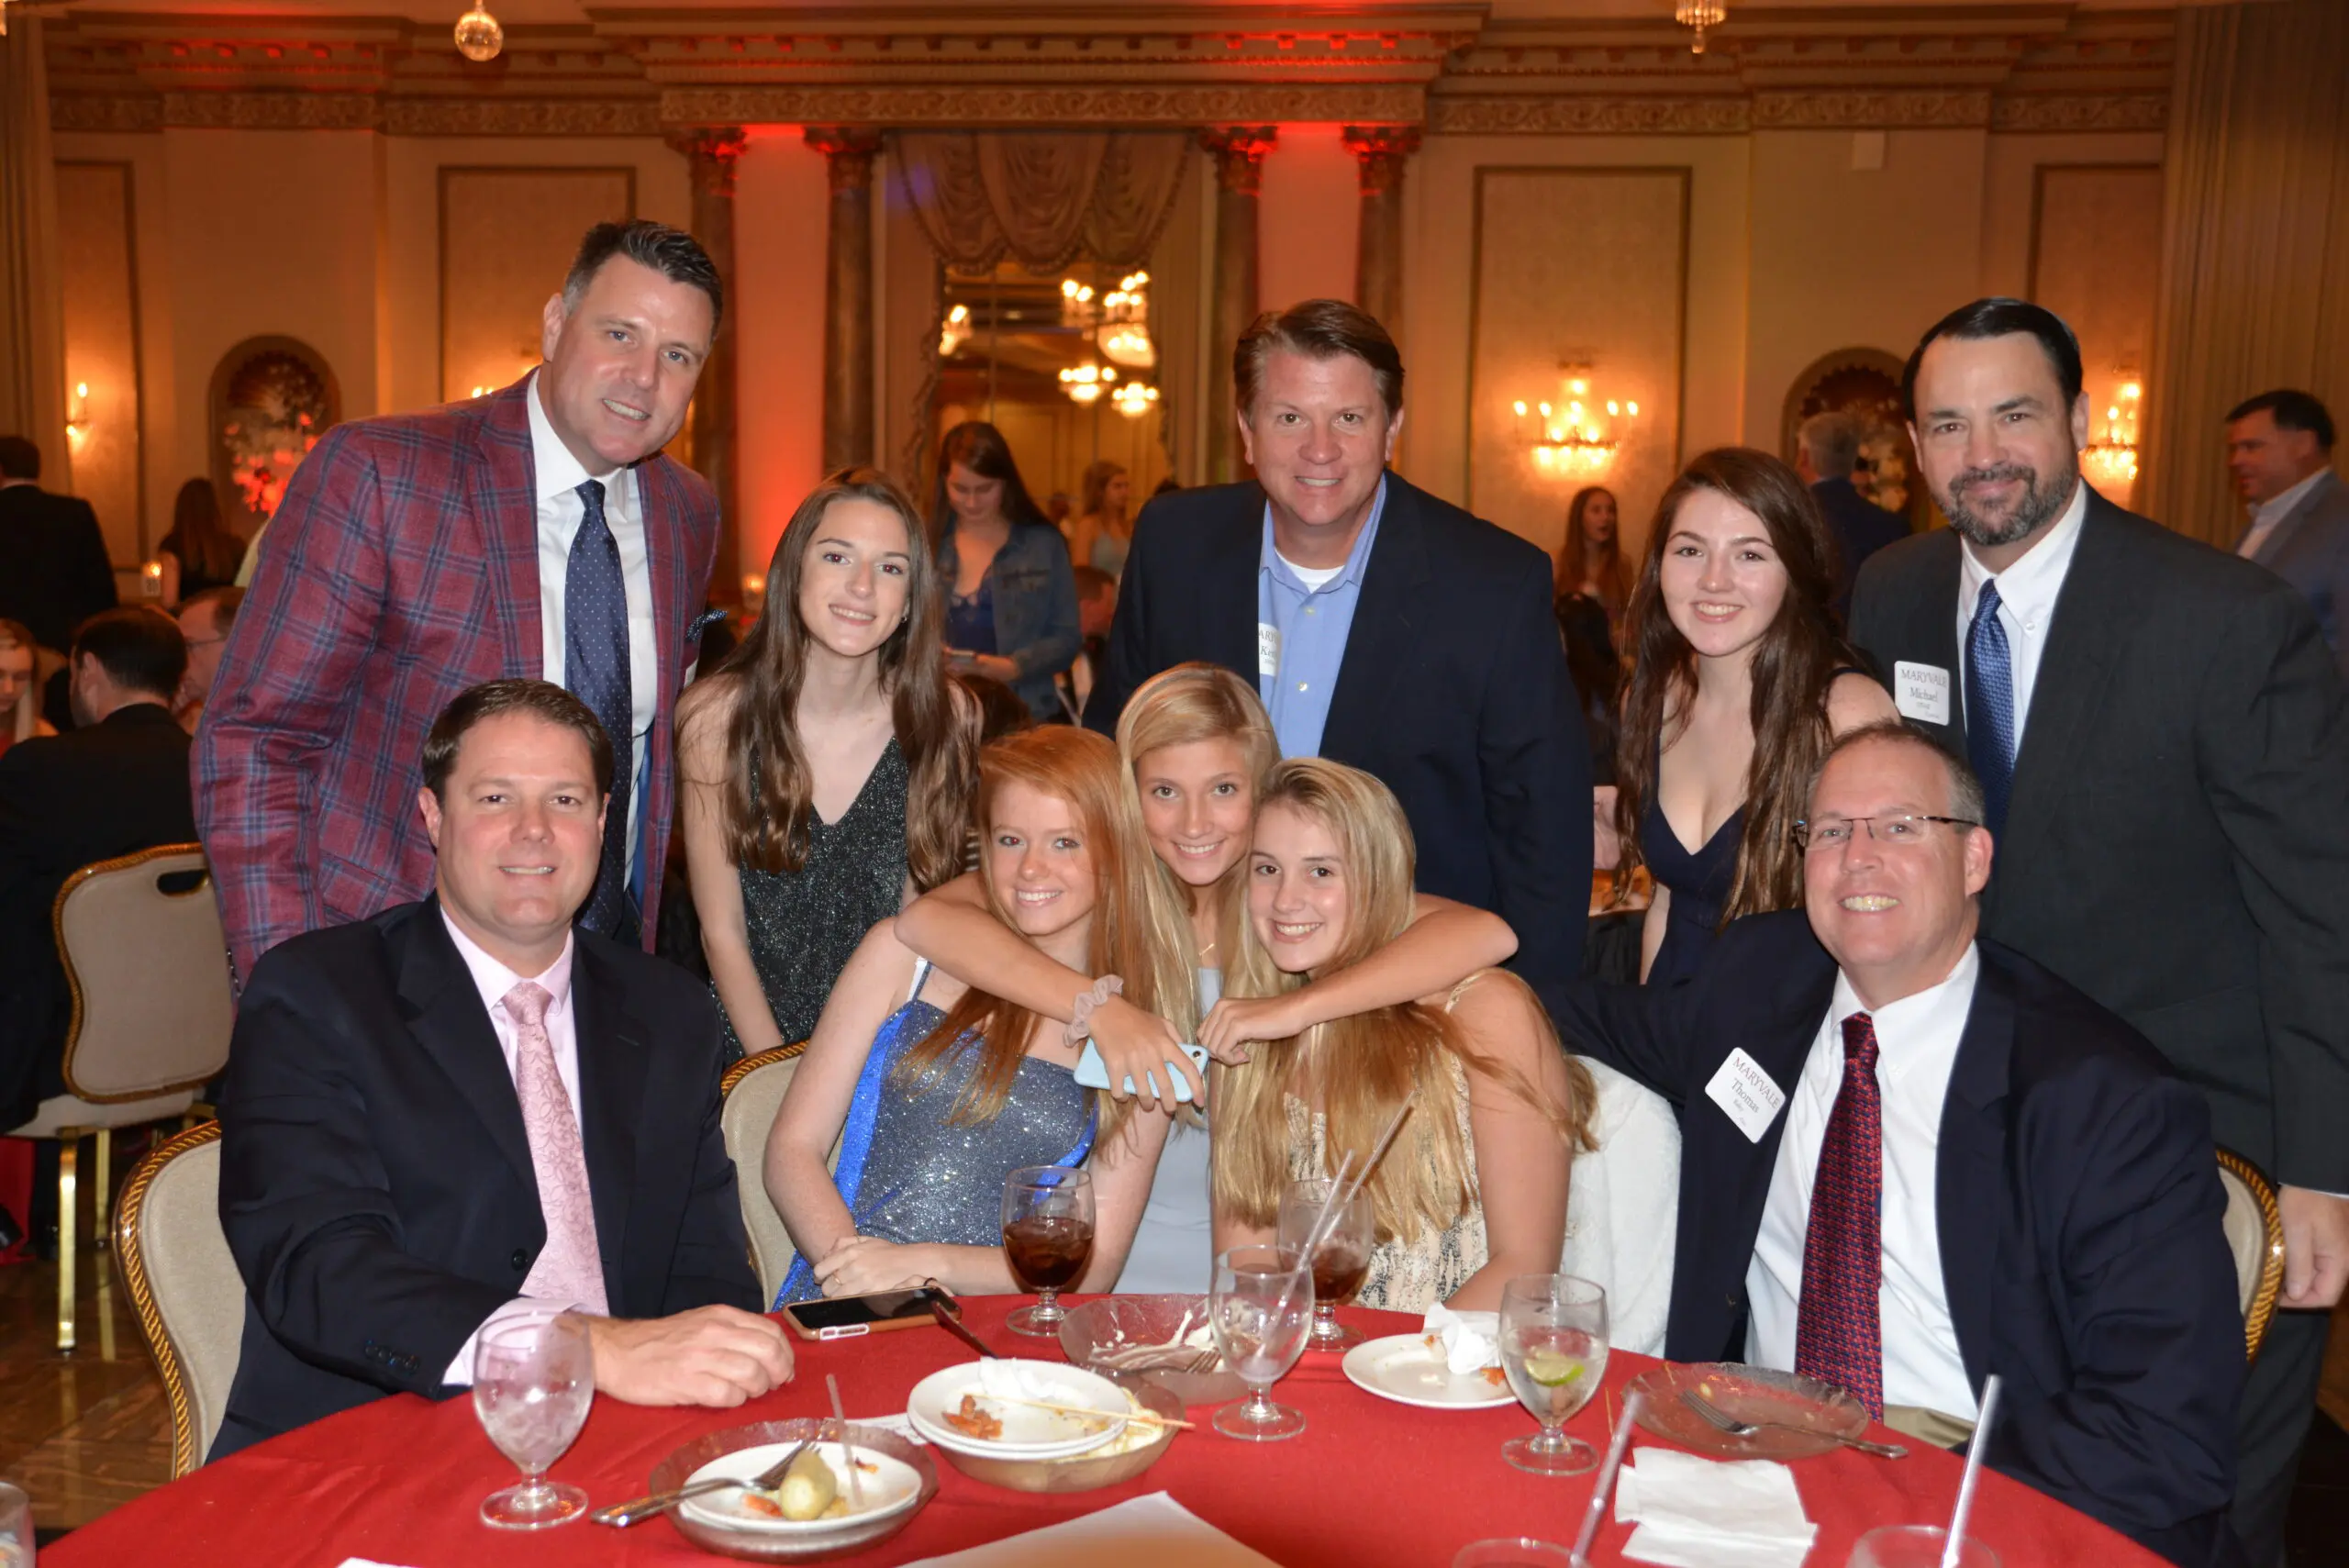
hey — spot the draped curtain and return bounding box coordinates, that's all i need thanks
[891,131,1193,274]
[0,15,67,463]
[2140,0,2349,544]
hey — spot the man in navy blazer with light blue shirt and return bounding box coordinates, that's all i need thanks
[1549,722,2244,1568]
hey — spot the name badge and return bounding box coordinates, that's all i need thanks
[1893,661,1952,726]
[1257,621,1280,677]
[1704,1048,1788,1144]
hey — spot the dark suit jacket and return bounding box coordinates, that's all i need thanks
[0,483,117,653]
[0,703,195,1127]
[1084,473,1591,1010]
[1552,913,2243,1567]
[193,377,723,982]
[1812,476,1909,625]
[212,897,761,1458]
[1850,489,2349,1192]
[2236,468,2349,683]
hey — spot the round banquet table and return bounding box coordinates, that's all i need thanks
[48,1298,2165,1567]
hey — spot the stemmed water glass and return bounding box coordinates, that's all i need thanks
[1278,1176,1373,1351]
[1497,1274,1609,1476]
[473,1308,595,1529]
[1208,1244,1315,1440]
[1003,1165,1096,1337]
[0,1480,31,1566]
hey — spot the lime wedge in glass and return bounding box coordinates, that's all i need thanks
[1521,1350,1584,1388]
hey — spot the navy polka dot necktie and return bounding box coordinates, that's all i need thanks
[567,478,634,936]
[1965,580,2016,837]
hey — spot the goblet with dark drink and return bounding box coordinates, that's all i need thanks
[1278,1176,1374,1351]
[1003,1165,1096,1336]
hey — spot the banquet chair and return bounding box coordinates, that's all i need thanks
[2216,1147,2287,1362]
[5,844,235,1351]
[114,1120,240,1476]
[719,1043,825,1304]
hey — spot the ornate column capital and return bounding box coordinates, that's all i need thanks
[1200,126,1278,195]
[666,126,748,198]
[805,126,883,191]
[1342,125,1422,197]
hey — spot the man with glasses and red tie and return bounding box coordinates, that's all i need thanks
[1549,722,2244,1568]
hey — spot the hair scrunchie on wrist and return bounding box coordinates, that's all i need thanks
[1063,974,1125,1047]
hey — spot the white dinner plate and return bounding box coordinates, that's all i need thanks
[676,1440,925,1534]
[1341,1333,1519,1410]
[904,1360,1131,1459]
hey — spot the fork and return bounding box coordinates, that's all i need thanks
[590,1437,816,1527]
[1681,1389,1909,1459]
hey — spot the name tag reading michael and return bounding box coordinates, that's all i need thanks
[1894,661,1952,726]
[1705,1049,1788,1143]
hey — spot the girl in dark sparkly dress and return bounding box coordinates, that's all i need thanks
[677,469,979,1060]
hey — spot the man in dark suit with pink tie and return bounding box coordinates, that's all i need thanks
[195,220,726,982]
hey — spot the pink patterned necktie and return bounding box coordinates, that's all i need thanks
[503,981,608,1317]
[1794,1011,1884,1418]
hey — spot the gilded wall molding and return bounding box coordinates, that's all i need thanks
[1991,93,2168,132]
[159,91,384,130]
[1429,95,1751,136]
[660,83,1425,128]
[383,97,662,136]
[50,95,164,134]
[1751,90,1993,129]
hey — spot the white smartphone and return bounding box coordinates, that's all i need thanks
[1073,1039,1210,1104]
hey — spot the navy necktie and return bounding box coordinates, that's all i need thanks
[566,478,634,936]
[1965,579,2016,836]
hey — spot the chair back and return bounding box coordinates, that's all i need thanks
[721,1044,813,1305]
[57,846,233,1102]
[2216,1147,2286,1362]
[114,1121,242,1475]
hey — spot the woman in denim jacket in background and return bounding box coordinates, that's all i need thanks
[930,421,1080,723]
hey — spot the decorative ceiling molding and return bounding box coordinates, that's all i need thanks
[1751,89,1992,129]
[1429,95,1752,136]
[1991,91,2167,132]
[382,97,663,136]
[661,82,1424,128]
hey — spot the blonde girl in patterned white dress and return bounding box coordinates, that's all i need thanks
[1211,758,1596,1314]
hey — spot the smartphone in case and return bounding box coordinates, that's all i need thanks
[780,1285,955,1341]
[1073,1040,1210,1104]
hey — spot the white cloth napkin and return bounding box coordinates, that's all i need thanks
[1421,1302,1499,1375]
[899,1491,1285,1566]
[1612,1448,1817,1568]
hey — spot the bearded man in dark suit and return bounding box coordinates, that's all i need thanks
[1848,298,2349,1567]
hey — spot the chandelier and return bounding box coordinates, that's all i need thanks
[1515,368,1637,475]
[1059,363,1117,406]
[1676,0,1725,56]
[453,4,503,61]
[1112,381,1160,420]
[2083,375,2143,488]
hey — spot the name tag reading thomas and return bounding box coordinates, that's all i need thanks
[1704,1049,1788,1144]
[1894,661,1952,726]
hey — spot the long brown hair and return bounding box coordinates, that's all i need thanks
[161,478,243,585]
[1553,485,1630,620]
[1214,760,1591,1246]
[892,726,1163,1138]
[707,468,974,891]
[1611,448,1858,923]
[0,618,39,744]
[928,421,1052,548]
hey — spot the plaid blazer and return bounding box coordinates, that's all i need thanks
[194,377,721,983]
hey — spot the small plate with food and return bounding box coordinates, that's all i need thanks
[647,1419,937,1562]
[931,1377,1186,1495]
[1341,1333,1518,1410]
[1058,1294,1245,1407]
[1626,1362,1871,1460]
[906,1360,1132,1459]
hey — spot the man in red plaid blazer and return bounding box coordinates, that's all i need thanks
[195,221,726,983]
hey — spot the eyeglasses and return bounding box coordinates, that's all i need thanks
[1792,814,1979,852]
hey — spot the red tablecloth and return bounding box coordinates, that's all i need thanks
[49,1298,2164,1567]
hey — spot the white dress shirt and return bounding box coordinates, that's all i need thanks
[438,909,594,1385]
[2237,466,2332,562]
[525,371,659,874]
[1745,945,1981,1421]
[1955,479,2088,750]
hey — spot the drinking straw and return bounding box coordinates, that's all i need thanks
[1272,1150,1356,1324]
[826,1373,864,1513]
[1569,1388,1645,1568]
[1939,1373,2001,1568]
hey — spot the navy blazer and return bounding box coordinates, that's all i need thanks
[1084,473,1591,1012]
[1551,912,2243,1568]
[1811,476,1909,625]
[2236,468,2349,683]
[213,898,761,1458]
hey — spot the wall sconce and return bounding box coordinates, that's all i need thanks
[741,573,767,617]
[1514,366,1636,475]
[66,382,92,443]
[939,304,973,358]
[2083,373,2143,487]
[140,560,164,600]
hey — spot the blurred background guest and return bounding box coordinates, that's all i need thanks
[1553,484,1631,639]
[1606,450,1893,985]
[173,586,241,734]
[1796,409,1908,626]
[155,477,248,610]
[1068,459,1134,581]
[1057,564,1119,721]
[678,470,976,1062]
[930,420,1079,725]
[2226,389,2347,676]
[0,436,116,661]
[0,619,53,761]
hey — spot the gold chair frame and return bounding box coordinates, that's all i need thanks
[720,1040,808,1096]
[2218,1146,2287,1363]
[112,1118,226,1478]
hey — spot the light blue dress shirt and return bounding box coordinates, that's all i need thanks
[1257,478,1388,759]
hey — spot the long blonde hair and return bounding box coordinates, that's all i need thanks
[1213,759,1591,1245]
[891,726,1175,1142]
[1112,662,1278,1035]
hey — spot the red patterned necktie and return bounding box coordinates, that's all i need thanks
[1794,1011,1884,1418]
